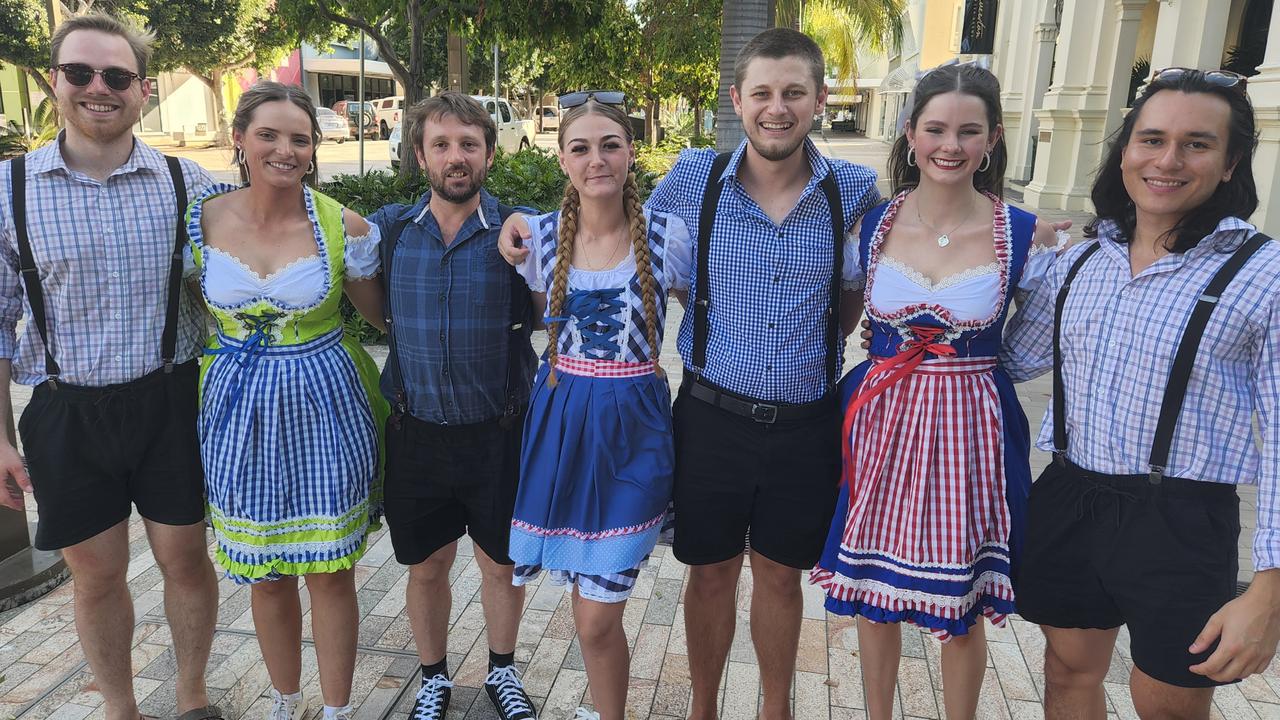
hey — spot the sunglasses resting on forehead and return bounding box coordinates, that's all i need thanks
[558,90,626,109]
[1146,67,1248,94]
[55,63,142,92]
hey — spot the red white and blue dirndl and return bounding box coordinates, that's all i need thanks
[810,192,1035,640]
[510,209,690,603]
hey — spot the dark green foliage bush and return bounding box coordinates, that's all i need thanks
[323,146,661,344]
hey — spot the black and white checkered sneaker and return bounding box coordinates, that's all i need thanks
[484,664,537,719]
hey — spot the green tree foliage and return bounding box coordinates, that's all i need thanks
[291,0,604,175]
[801,0,904,84]
[0,0,55,98]
[640,0,720,140]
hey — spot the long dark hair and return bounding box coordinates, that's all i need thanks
[887,64,1008,198]
[231,81,321,187]
[1085,70,1258,253]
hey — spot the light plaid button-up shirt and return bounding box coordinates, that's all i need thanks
[0,137,214,386]
[647,139,880,403]
[1001,217,1280,570]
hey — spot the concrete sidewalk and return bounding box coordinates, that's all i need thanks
[0,136,1269,719]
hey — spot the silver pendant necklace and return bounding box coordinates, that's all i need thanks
[915,196,974,248]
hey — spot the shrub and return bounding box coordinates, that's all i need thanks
[323,146,661,344]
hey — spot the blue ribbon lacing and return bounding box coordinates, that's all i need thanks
[545,288,626,358]
[205,311,282,433]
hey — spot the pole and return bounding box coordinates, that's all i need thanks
[492,42,500,126]
[359,31,366,175]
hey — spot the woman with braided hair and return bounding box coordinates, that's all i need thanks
[506,96,690,720]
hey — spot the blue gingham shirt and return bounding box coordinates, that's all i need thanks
[0,137,214,386]
[646,139,880,402]
[368,189,536,425]
[1001,218,1280,571]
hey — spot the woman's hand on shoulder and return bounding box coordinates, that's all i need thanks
[342,208,373,238]
[499,213,533,266]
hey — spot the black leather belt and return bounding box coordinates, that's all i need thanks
[682,375,833,424]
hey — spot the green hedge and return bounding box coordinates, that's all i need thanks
[323,146,661,344]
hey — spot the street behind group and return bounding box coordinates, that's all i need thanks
[1,11,1279,720]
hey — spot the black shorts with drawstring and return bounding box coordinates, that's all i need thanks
[1016,459,1241,688]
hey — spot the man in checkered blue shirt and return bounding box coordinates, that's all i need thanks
[0,14,221,720]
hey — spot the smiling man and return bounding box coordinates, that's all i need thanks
[365,93,539,720]
[646,28,880,720]
[0,13,220,720]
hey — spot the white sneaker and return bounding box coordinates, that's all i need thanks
[322,704,354,720]
[572,708,600,720]
[267,689,308,720]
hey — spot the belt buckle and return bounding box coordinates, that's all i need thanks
[750,402,778,424]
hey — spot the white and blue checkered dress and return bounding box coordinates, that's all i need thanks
[187,184,389,584]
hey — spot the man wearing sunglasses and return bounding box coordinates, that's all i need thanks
[0,14,221,720]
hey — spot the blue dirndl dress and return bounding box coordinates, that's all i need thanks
[810,192,1036,640]
[510,209,691,603]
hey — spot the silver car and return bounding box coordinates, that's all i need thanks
[317,107,350,143]
[388,121,402,170]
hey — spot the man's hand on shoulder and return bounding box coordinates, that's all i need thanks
[1189,569,1280,682]
[499,213,532,266]
[0,441,29,511]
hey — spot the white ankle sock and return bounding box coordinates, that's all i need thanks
[322,704,352,718]
[274,689,303,703]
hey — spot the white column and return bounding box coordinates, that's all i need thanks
[1023,0,1145,211]
[995,0,1032,177]
[1006,0,1063,182]
[1247,6,1280,235]
[1149,0,1231,73]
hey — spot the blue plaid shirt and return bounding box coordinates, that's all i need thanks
[0,137,214,386]
[646,139,880,403]
[368,189,536,425]
[1001,218,1280,570]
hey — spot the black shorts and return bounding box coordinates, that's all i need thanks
[20,361,206,551]
[1017,460,1240,688]
[671,382,840,569]
[383,410,523,566]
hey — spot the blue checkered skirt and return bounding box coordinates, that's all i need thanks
[200,328,381,584]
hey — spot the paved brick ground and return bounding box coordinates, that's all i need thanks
[0,136,1268,719]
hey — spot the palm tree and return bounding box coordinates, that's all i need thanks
[715,0,904,150]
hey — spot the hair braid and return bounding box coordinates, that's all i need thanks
[546,183,579,388]
[624,172,664,377]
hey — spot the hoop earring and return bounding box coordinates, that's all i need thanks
[306,160,315,175]
[234,146,246,166]
[906,146,917,167]
[978,151,991,173]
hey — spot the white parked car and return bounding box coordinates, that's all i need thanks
[388,121,402,170]
[534,106,559,132]
[473,96,535,153]
[373,95,404,140]
[316,107,350,143]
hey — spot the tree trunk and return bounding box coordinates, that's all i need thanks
[398,0,427,176]
[196,69,231,148]
[647,99,660,147]
[693,104,703,141]
[716,0,773,151]
[21,68,54,104]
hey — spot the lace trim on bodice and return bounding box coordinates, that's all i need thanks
[206,246,324,284]
[863,189,1011,345]
[876,254,1001,293]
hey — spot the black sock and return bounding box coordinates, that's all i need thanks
[421,657,448,683]
[488,649,515,671]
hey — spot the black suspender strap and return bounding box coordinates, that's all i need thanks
[1051,242,1102,462]
[10,156,61,388]
[691,151,844,388]
[691,151,733,375]
[1145,232,1271,483]
[161,156,189,373]
[819,171,844,389]
[381,214,413,420]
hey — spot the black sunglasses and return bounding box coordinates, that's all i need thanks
[55,63,141,92]
[1149,67,1248,93]
[558,90,625,109]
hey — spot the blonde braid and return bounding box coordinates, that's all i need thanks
[546,183,579,388]
[625,172,664,377]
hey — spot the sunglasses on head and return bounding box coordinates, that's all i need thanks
[1149,67,1248,93]
[558,90,625,109]
[55,63,141,92]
